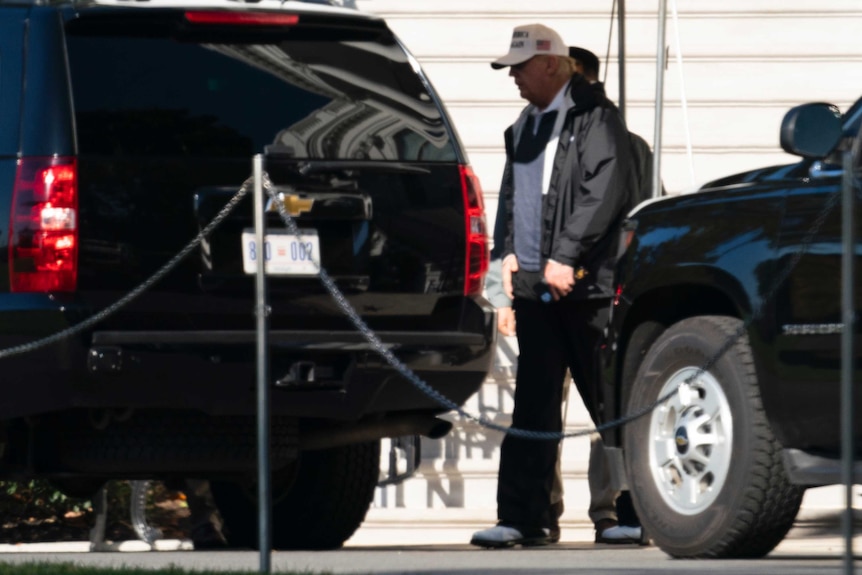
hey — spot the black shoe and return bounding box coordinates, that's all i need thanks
[470,524,556,548]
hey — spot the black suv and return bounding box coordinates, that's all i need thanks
[601,95,862,558]
[0,0,494,549]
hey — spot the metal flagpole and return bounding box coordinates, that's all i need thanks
[618,0,626,121]
[253,154,272,573]
[651,0,668,199]
[840,129,857,575]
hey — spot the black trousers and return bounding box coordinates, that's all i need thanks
[497,270,610,530]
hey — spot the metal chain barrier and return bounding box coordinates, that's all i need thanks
[263,173,846,441]
[0,170,846,443]
[130,479,162,545]
[0,163,844,556]
[0,178,252,361]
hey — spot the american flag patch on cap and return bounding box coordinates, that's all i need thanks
[536,39,551,51]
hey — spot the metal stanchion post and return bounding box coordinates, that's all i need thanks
[617,0,626,122]
[651,0,668,200]
[253,154,272,573]
[841,137,857,575]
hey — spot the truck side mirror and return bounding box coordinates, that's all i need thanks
[780,103,842,159]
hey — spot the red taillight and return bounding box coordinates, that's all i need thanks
[459,165,489,297]
[10,157,78,292]
[185,11,300,26]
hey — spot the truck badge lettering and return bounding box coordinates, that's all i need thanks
[782,323,844,336]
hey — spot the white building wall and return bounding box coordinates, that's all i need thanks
[350,0,862,532]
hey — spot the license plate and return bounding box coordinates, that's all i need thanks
[241,229,320,276]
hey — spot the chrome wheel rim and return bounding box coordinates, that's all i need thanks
[647,367,733,515]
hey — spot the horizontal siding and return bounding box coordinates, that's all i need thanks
[357,0,861,197]
[382,14,862,59]
[357,0,862,16]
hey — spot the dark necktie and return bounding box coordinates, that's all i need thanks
[514,111,558,164]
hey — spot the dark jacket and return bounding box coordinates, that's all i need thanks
[498,73,636,299]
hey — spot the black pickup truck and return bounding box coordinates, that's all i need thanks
[0,0,494,549]
[601,96,862,558]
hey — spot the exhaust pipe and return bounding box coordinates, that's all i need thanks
[300,413,453,451]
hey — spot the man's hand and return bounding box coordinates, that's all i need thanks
[497,306,515,336]
[502,254,519,300]
[544,260,575,301]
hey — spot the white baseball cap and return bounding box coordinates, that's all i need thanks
[491,23,568,70]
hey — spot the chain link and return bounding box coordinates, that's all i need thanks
[0,170,844,443]
[0,178,252,360]
[265,175,843,441]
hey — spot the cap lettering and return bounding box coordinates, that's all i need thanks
[510,40,525,48]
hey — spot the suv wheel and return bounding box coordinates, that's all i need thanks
[624,315,803,558]
[212,440,380,550]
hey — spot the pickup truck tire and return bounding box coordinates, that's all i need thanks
[211,440,381,550]
[623,315,803,558]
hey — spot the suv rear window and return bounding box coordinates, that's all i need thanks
[65,11,456,162]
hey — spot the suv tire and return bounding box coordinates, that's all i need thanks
[624,315,803,558]
[212,440,381,550]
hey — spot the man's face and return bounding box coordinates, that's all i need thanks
[509,56,555,108]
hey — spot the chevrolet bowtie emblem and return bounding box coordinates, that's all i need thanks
[267,193,314,216]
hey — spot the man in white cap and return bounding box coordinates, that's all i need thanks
[471,23,637,548]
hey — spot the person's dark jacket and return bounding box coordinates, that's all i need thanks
[498,73,636,299]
